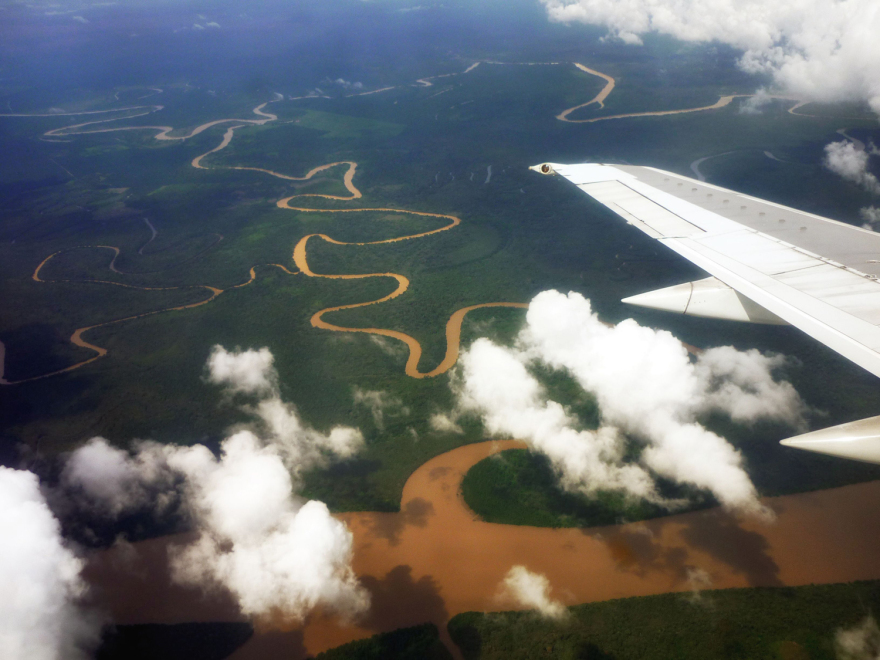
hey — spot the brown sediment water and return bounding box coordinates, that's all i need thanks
[38,98,279,140]
[4,64,804,136]
[1,248,296,385]
[556,63,617,120]
[4,245,232,384]
[562,94,740,123]
[84,439,880,660]
[285,196,526,377]
[274,161,361,199]
[5,88,528,383]
[190,124,244,168]
[556,68,803,123]
[3,63,811,384]
[0,94,279,141]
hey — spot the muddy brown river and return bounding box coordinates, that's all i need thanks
[84,439,880,659]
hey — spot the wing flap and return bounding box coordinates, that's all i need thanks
[579,180,703,238]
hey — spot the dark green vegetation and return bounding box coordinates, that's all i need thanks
[462,448,712,528]
[314,623,452,660]
[3,0,880,527]
[96,622,253,660]
[448,581,880,660]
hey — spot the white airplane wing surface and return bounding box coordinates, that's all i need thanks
[531,162,880,463]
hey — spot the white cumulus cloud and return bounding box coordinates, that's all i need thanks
[694,346,806,428]
[207,345,277,396]
[60,437,178,517]
[66,433,367,625]
[251,396,363,474]
[207,345,363,471]
[860,206,880,227]
[325,78,365,91]
[454,290,807,517]
[166,432,369,623]
[458,339,659,500]
[429,412,464,434]
[61,345,368,625]
[0,467,100,660]
[353,387,409,430]
[497,566,567,619]
[824,140,880,195]
[540,0,880,113]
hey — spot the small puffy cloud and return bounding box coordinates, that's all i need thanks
[207,345,277,396]
[695,346,806,429]
[369,335,405,357]
[860,206,880,227]
[835,615,880,660]
[325,78,365,91]
[64,431,366,625]
[458,339,659,501]
[739,89,775,115]
[824,140,880,195]
[684,566,713,603]
[497,566,567,619]
[60,437,177,517]
[167,432,369,623]
[206,21,221,28]
[59,346,367,626]
[353,388,409,430]
[193,23,205,30]
[539,0,880,113]
[253,396,363,473]
[206,347,363,467]
[429,412,463,434]
[72,15,88,24]
[0,467,100,660]
[454,290,806,517]
[72,345,362,498]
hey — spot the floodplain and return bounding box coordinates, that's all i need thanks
[3,3,880,656]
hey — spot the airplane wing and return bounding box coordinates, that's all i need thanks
[531,162,880,464]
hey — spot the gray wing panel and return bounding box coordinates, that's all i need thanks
[621,164,880,277]
[537,162,880,378]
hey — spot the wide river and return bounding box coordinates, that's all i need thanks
[84,439,880,659]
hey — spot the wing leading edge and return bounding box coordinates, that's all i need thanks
[531,162,880,464]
